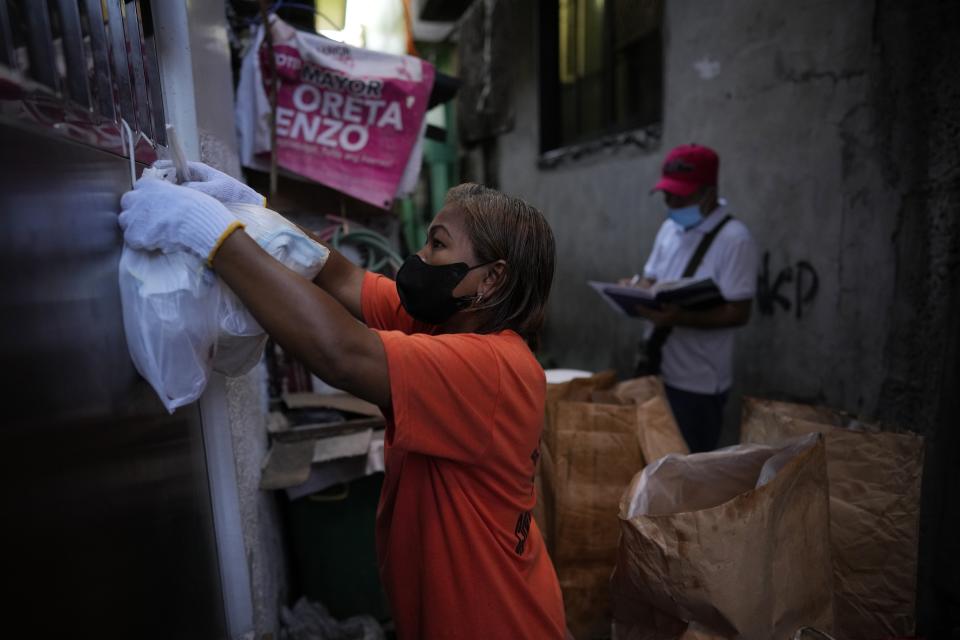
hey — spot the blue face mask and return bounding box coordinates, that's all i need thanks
[668,204,704,230]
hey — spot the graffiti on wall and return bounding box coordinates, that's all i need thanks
[756,251,819,318]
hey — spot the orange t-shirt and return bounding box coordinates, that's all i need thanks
[361,272,566,639]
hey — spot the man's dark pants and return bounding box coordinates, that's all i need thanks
[663,384,728,453]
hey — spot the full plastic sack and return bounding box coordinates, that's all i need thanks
[119,197,328,412]
[118,247,222,412]
[213,202,329,376]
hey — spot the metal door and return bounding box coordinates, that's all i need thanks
[1,1,228,636]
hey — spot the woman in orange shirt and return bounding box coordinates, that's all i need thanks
[119,173,567,639]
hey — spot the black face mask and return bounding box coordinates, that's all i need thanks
[396,255,489,325]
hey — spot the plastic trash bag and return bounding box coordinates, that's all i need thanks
[119,183,329,412]
[213,202,329,376]
[213,287,270,377]
[280,597,384,640]
[118,247,222,412]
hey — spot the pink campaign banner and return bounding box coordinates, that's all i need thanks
[236,17,435,209]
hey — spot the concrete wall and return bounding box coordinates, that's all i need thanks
[481,0,959,633]
[869,1,960,631]
[494,0,894,422]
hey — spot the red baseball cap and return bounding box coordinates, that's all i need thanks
[651,144,719,197]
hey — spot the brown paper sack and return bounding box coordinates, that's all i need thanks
[611,433,834,639]
[538,373,688,639]
[741,398,925,639]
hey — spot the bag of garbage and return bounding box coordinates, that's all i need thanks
[213,202,329,376]
[611,433,834,639]
[538,372,687,639]
[119,193,328,411]
[280,596,384,640]
[118,247,221,412]
[741,397,924,639]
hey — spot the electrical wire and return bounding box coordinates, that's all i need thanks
[325,220,404,274]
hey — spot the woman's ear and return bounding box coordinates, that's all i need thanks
[479,260,508,299]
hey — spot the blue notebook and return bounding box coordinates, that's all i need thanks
[588,278,725,317]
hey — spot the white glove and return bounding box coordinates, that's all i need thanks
[153,159,264,206]
[119,177,245,265]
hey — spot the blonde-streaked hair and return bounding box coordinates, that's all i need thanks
[445,183,556,348]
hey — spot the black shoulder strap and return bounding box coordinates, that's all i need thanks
[682,214,733,278]
[638,214,734,377]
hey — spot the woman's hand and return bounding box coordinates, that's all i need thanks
[153,159,264,206]
[119,177,243,264]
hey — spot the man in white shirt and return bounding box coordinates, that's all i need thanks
[632,144,759,452]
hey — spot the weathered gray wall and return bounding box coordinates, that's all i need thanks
[482,0,959,634]
[495,0,893,418]
[869,1,960,632]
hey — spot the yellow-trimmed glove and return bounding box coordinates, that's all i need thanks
[119,177,245,266]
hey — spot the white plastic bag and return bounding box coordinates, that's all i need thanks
[213,287,270,377]
[119,193,328,411]
[213,202,329,376]
[118,247,221,412]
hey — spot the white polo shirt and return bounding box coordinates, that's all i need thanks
[642,200,759,394]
